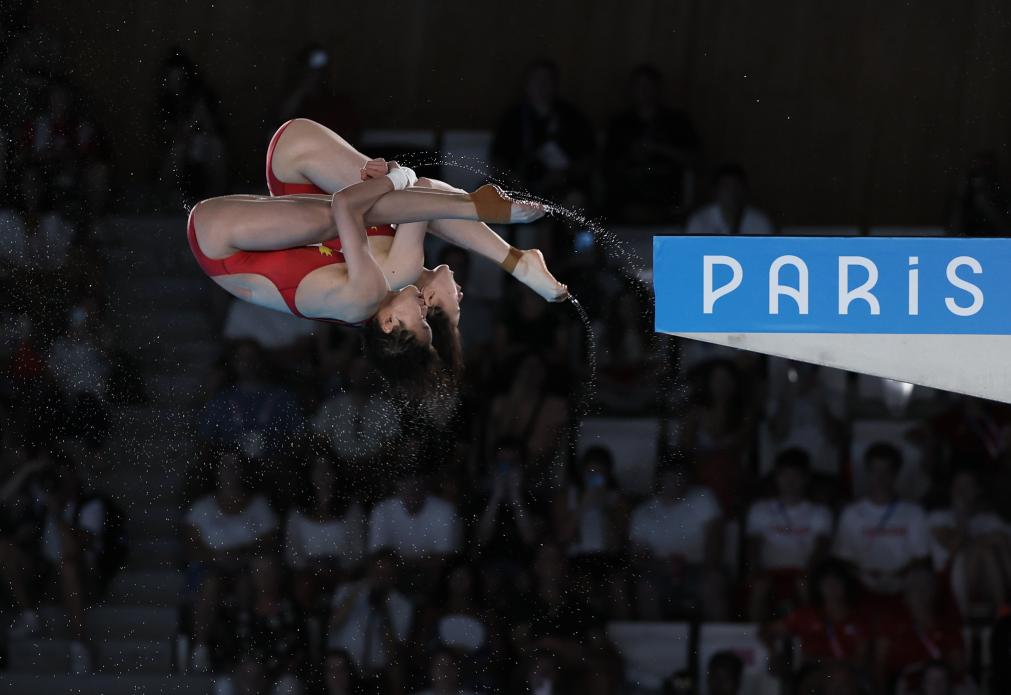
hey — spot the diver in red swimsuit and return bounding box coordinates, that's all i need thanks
[188,163,543,395]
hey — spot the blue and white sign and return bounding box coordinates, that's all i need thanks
[654,236,1010,334]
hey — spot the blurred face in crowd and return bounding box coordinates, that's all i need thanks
[430,651,460,691]
[324,651,353,694]
[582,457,609,491]
[397,474,427,515]
[951,471,980,512]
[708,363,738,405]
[865,455,898,499]
[232,342,265,385]
[631,70,660,114]
[715,174,747,218]
[708,665,741,695]
[251,555,280,597]
[922,663,952,695]
[216,453,246,504]
[369,555,397,592]
[775,464,807,502]
[233,658,267,695]
[312,457,336,506]
[534,543,566,586]
[658,466,688,504]
[527,653,560,692]
[525,64,558,113]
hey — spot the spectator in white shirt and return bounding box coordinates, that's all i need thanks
[368,470,461,593]
[329,550,413,690]
[629,455,727,620]
[284,455,365,611]
[185,451,279,673]
[686,163,774,236]
[312,355,400,463]
[746,448,833,620]
[928,469,1011,616]
[833,442,930,598]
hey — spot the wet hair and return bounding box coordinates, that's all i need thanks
[427,306,463,386]
[362,318,444,400]
[864,441,903,473]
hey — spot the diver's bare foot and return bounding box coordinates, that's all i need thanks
[470,184,546,224]
[511,249,568,302]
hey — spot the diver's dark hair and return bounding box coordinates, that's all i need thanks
[427,306,463,386]
[362,318,443,400]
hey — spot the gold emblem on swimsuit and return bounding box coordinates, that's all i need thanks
[318,246,333,256]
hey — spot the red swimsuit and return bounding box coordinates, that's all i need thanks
[185,119,396,324]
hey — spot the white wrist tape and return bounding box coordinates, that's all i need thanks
[386,166,418,191]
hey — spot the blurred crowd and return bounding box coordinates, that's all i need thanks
[2,13,1011,695]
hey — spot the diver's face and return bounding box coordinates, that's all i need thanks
[420,265,463,327]
[378,286,432,346]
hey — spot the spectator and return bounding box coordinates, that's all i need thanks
[311,355,401,463]
[928,468,1011,617]
[35,462,108,674]
[185,451,279,673]
[0,164,74,274]
[487,352,569,489]
[948,152,1011,236]
[515,650,568,695]
[0,448,47,638]
[322,648,359,695]
[629,455,727,620]
[417,563,490,658]
[328,550,413,690]
[833,442,930,599]
[226,555,307,695]
[876,566,967,693]
[491,60,595,206]
[284,454,366,611]
[767,361,844,478]
[48,301,111,452]
[686,164,774,235]
[278,43,361,140]
[198,341,305,459]
[746,448,833,620]
[707,651,744,695]
[474,437,542,558]
[767,560,871,669]
[604,64,700,222]
[154,47,227,205]
[682,359,755,513]
[368,469,462,593]
[412,647,477,695]
[554,445,630,619]
[592,287,659,413]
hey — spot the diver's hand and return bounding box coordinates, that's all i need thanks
[360,158,389,180]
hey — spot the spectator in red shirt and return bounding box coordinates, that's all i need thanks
[875,565,966,693]
[766,560,871,670]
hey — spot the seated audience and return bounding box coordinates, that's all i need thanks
[604,64,700,222]
[329,550,413,691]
[284,454,366,611]
[928,468,1011,617]
[311,355,401,463]
[629,455,726,620]
[746,448,833,620]
[833,442,930,600]
[686,163,774,235]
[185,451,279,673]
[491,60,595,206]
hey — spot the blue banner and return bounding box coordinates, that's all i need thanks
[653,236,1011,334]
